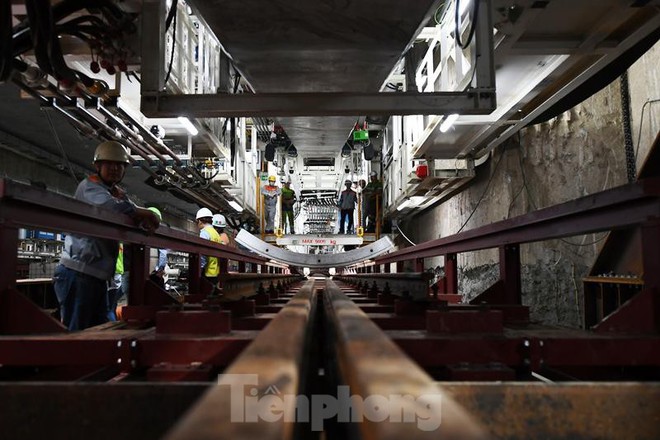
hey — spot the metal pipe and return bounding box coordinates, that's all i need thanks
[115,106,184,166]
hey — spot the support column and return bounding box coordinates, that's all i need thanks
[445,253,457,294]
[238,261,246,273]
[641,220,660,330]
[414,257,424,272]
[128,244,149,305]
[499,244,521,304]
[218,258,229,289]
[0,226,18,290]
[188,253,201,295]
[384,263,391,273]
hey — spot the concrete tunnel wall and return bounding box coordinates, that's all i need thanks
[405,41,660,328]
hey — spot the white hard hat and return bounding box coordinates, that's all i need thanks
[195,207,213,220]
[94,141,130,164]
[212,213,227,228]
[369,171,377,177]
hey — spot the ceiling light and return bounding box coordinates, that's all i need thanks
[409,196,425,206]
[177,117,198,136]
[396,199,412,211]
[458,0,472,16]
[439,114,459,133]
[341,143,352,158]
[228,200,244,212]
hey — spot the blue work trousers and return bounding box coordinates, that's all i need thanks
[53,265,109,331]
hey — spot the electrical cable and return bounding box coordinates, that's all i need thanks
[396,225,417,246]
[434,1,448,25]
[455,0,480,49]
[44,110,78,183]
[455,146,504,234]
[634,98,660,160]
[163,0,178,86]
[515,134,608,248]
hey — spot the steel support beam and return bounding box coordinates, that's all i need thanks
[0,179,267,265]
[141,91,497,118]
[499,245,521,304]
[376,178,660,264]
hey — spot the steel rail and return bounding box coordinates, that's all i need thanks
[323,279,487,439]
[165,279,318,440]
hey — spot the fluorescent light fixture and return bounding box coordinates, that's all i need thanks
[397,199,412,211]
[458,0,472,16]
[177,117,198,136]
[228,200,244,212]
[439,113,459,133]
[409,196,425,206]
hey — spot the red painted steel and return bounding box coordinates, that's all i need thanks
[0,289,66,334]
[375,178,660,264]
[499,244,521,304]
[426,310,504,333]
[155,311,231,335]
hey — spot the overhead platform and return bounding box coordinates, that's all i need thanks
[236,230,394,268]
[275,234,363,246]
[262,233,381,244]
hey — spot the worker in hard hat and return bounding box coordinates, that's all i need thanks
[280,181,297,234]
[261,175,281,233]
[144,207,171,292]
[212,213,232,246]
[196,207,222,287]
[53,141,160,330]
[363,171,382,233]
[337,179,358,234]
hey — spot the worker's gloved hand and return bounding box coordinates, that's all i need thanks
[134,207,160,233]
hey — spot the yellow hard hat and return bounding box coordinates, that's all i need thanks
[268,175,276,182]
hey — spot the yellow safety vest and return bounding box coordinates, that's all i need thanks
[115,243,124,274]
[202,225,222,277]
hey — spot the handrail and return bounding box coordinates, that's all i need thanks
[376,177,660,264]
[0,178,268,265]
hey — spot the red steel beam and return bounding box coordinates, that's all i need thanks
[0,179,267,265]
[376,178,660,264]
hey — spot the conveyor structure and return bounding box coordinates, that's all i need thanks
[2,153,660,438]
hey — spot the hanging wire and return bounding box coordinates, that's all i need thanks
[515,133,608,248]
[163,0,178,86]
[396,225,417,246]
[455,0,480,49]
[44,110,79,183]
[456,146,503,234]
[634,97,660,159]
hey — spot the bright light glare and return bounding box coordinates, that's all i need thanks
[439,114,459,133]
[178,117,199,136]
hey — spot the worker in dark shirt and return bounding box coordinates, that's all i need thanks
[337,179,358,234]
